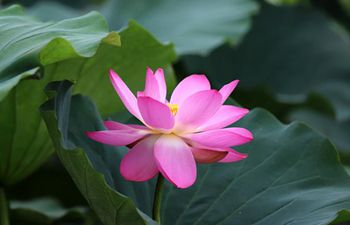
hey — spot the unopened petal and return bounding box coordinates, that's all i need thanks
[120,136,159,181]
[138,97,175,131]
[170,75,210,106]
[143,68,161,101]
[197,106,249,131]
[109,70,141,120]
[154,135,196,188]
[154,68,167,102]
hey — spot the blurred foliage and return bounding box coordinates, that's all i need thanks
[289,109,350,163]
[0,5,175,189]
[0,5,119,187]
[340,0,350,16]
[266,0,309,6]
[23,0,259,55]
[7,156,86,207]
[179,2,350,162]
[99,0,258,54]
[10,198,90,225]
[2,0,350,224]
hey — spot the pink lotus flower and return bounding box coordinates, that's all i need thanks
[87,68,253,188]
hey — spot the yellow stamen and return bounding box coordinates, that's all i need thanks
[167,103,179,116]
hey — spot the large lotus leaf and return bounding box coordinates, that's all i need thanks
[101,0,259,55]
[42,80,350,225]
[0,5,120,101]
[292,81,350,162]
[0,4,118,185]
[0,5,176,186]
[179,3,350,158]
[288,108,350,163]
[28,0,259,55]
[160,105,350,225]
[180,3,350,120]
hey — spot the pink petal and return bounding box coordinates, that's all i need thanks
[175,90,222,131]
[120,136,159,181]
[154,68,167,102]
[197,105,249,131]
[181,128,253,148]
[86,129,148,146]
[219,150,247,163]
[104,121,133,130]
[137,97,175,131]
[137,91,145,97]
[104,121,149,131]
[109,70,141,120]
[170,75,210,106]
[191,148,227,163]
[143,68,161,101]
[219,80,239,104]
[154,135,196,188]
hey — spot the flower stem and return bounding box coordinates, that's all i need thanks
[152,174,164,224]
[0,187,10,225]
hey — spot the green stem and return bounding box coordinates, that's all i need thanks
[152,174,164,224]
[0,187,10,225]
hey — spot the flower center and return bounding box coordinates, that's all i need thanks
[167,103,179,116]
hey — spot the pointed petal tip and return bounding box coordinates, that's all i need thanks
[109,69,121,83]
[219,79,240,103]
[227,79,239,88]
[237,107,250,118]
[103,120,129,130]
[231,150,248,159]
[230,127,254,141]
[232,79,239,84]
[236,107,250,114]
[238,130,254,142]
[245,130,254,140]
[219,150,248,163]
[109,69,117,76]
[146,67,154,75]
[85,131,98,140]
[155,68,164,73]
